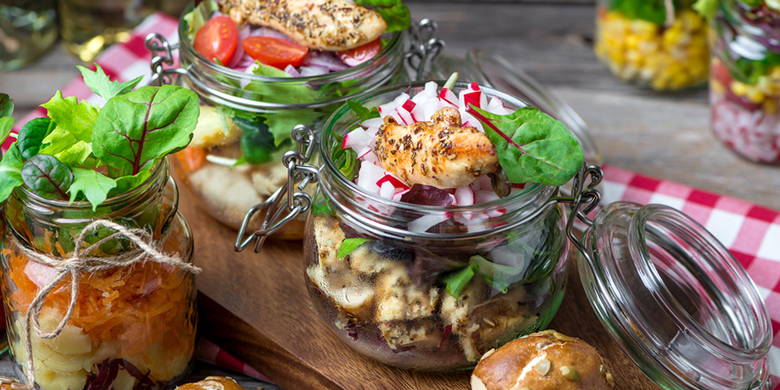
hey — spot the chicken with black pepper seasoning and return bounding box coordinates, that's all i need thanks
[219,0,387,50]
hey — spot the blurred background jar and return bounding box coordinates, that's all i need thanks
[0,0,58,71]
[59,0,163,62]
[594,0,710,91]
[710,0,780,164]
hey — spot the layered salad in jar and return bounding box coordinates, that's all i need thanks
[0,69,199,389]
[595,0,709,91]
[305,77,586,370]
[174,0,409,232]
[706,0,780,163]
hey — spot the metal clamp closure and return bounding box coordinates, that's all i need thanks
[234,125,319,252]
[556,164,603,261]
[406,19,445,82]
[145,33,180,86]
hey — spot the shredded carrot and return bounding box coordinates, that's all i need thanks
[2,244,196,378]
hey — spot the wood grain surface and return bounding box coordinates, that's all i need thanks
[183,181,658,389]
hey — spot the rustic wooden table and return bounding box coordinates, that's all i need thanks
[0,2,776,388]
[2,0,777,210]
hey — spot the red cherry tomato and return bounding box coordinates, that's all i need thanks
[243,36,309,69]
[193,15,239,65]
[338,39,382,67]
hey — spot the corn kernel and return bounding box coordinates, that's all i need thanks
[711,80,725,96]
[626,50,643,66]
[731,81,749,97]
[631,20,658,36]
[679,10,704,31]
[625,34,640,50]
[747,88,765,103]
[763,99,777,114]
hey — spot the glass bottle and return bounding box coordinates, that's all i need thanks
[0,0,58,71]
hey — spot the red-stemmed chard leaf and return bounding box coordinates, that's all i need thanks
[21,154,73,200]
[92,85,199,177]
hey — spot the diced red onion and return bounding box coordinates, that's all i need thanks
[285,64,301,77]
[409,213,451,233]
[303,50,349,72]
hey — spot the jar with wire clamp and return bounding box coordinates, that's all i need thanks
[243,80,773,385]
[145,0,443,240]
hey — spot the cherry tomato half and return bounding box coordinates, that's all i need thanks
[338,39,382,67]
[194,15,239,65]
[243,36,309,69]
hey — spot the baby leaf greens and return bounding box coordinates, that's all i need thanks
[469,106,584,187]
[354,0,411,33]
[21,154,74,200]
[92,85,199,176]
[0,94,14,145]
[0,66,199,209]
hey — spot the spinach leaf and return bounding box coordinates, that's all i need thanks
[470,106,583,186]
[17,117,55,160]
[21,154,74,200]
[0,144,24,202]
[442,264,477,298]
[110,168,153,197]
[69,168,117,210]
[0,93,13,117]
[235,116,276,164]
[337,238,373,258]
[78,65,143,100]
[693,0,718,18]
[347,100,380,121]
[728,51,780,85]
[608,0,668,24]
[354,0,411,33]
[92,85,199,177]
[470,255,524,293]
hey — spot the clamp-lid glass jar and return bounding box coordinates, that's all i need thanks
[0,161,197,390]
[145,0,418,237]
[710,0,780,164]
[595,0,710,91]
[250,80,772,383]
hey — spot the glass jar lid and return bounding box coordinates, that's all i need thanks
[577,201,772,389]
[430,49,601,164]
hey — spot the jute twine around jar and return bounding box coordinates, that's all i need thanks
[8,219,202,389]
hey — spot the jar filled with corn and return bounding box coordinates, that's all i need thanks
[708,0,780,164]
[594,0,710,91]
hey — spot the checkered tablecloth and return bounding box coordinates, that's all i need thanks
[5,11,779,389]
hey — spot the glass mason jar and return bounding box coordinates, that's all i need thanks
[147,3,410,239]
[304,83,569,371]
[254,79,772,381]
[594,0,710,91]
[710,0,780,164]
[0,161,197,390]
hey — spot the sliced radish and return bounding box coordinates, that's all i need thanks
[487,97,513,115]
[438,88,458,107]
[454,186,475,207]
[401,99,418,123]
[343,128,371,151]
[357,162,386,194]
[409,213,450,233]
[379,181,395,199]
[469,82,481,91]
[476,190,500,204]
[376,174,410,191]
[396,107,413,125]
[460,109,484,132]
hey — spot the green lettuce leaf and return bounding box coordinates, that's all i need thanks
[41,91,99,143]
[92,85,199,177]
[246,63,323,104]
[337,238,373,258]
[442,264,477,298]
[110,168,153,197]
[354,0,411,33]
[471,106,584,186]
[17,117,55,160]
[0,143,24,202]
[182,0,219,39]
[78,64,143,100]
[346,100,380,121]
[470,255,524,293]
[608,0,668,24]
[21,154,74,200]
[0,117,13,145]
[265,109,322,146]
[693,0,718,18]
[69,168,117,209]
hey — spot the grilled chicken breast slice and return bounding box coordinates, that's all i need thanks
[219,0,387,51]
[374,107,499,189]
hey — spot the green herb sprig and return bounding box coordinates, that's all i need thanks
[0,66,199,209]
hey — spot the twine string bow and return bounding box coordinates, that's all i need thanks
[14,220,201,389]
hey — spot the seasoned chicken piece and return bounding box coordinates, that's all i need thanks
[348,244,401,276]
[306,264,375,319]
[312,216,346,271]
[378,319,442,350]
[374,265,439,322]
[219,0,387,51]
[375,107,499,189]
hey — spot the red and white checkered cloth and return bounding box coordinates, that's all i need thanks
[6,12,780,389]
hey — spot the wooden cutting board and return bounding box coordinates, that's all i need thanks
[183,184,659,390]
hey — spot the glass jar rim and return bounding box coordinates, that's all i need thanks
[581,202,772,389]
[319,80,556,215]
[177,3,404,84]
[13,159,169,211]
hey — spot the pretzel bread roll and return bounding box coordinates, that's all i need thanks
[471,330,615,390]
[176,377,244,390]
